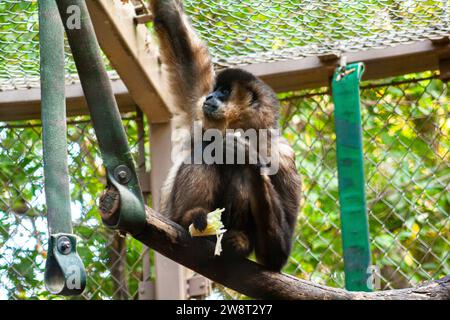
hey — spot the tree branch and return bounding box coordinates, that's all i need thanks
[99,188,450,299]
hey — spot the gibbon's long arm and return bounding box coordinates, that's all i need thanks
[150,0,214,122]
[251,142,301,271]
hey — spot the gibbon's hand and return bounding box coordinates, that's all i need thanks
[180,207,209,231]
[149,0,214,121]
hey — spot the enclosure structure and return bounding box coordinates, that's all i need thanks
[0,0,449,299]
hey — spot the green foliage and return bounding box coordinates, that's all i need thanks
[0,116,150,299]
[280,73,449,289]
[181,0,447,65]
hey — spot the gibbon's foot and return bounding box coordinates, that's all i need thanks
[222,230,252,257]
[181,207,209,231]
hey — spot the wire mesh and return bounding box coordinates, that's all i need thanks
[0,113,152,299]
[0,0,117,91]
[280,72,449,290]
[184,0,449,66]
[1,1,449,89]
[0,0,449,300]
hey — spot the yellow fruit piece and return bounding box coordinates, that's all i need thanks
[188,208,226,237]
[189,224,219,237]
[188,208,227,256]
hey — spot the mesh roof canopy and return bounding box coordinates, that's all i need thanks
[0,0,449,91]
[0,0,117,91]
[185,0,449,66]
[1,0,41,91]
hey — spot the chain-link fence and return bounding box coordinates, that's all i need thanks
[0,0,449,300]
[0,0,116,91]
[0,113,152,299]
[2,0,449,89]
[184,0,449,66]
[1,73,448,299]
[280,72,449,290]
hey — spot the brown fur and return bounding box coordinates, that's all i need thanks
[151,0,301,271]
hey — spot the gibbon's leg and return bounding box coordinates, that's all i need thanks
[167,163,220,230]
[220,167,256,258]
[250,149,301,271]
[150,0,214,120]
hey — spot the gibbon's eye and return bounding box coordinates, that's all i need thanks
[250,90,258,106]
[212,87,230,101]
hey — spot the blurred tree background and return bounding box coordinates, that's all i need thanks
[0,0,449,299]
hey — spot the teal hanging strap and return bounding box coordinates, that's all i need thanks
[55,0,146,234]
[39,0,86,295]
[332,62,372,292]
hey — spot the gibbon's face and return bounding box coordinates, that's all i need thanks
[202,68,278,130]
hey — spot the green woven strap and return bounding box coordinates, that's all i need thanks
[56,0,146,234]
[39,0,86,295]
[332,62,372,292]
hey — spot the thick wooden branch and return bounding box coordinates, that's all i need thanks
[99,188,450,299]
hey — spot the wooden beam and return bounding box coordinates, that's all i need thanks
[244,40,450,92]
[86,0,171,123]
[0,80,135,122]
[2,25,448,121]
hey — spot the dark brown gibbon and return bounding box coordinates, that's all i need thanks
[151,0,301,271]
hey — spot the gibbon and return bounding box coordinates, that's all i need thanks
[150,0,301,271]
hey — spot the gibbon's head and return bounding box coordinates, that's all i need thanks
[202,68,279,130]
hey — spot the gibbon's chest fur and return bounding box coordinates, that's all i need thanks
[210,164,256,230]
[172,137,263,230]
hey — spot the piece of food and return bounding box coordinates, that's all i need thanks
[189,208,226,236]
[189,208,227,255]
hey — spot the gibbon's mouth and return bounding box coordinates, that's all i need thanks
[203,101,225,120]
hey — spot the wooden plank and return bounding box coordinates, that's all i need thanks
[86,0,171,124]
[244,40,450,92]
[0,80,135,121]
[150,122,187,300]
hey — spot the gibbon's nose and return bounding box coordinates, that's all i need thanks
[203,94,220,114]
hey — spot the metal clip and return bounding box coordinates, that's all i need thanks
[336,68,356,81]
[336,55,355,81]
[44,234,86,296]
[335,55,347,81]
[339,55,347,69]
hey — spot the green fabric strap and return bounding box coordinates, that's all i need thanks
[332,62,372,292]
[39,0,86,296]
[56,0,146,234]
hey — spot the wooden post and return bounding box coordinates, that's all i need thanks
[136,109,154,300]
[149,122,187,299]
